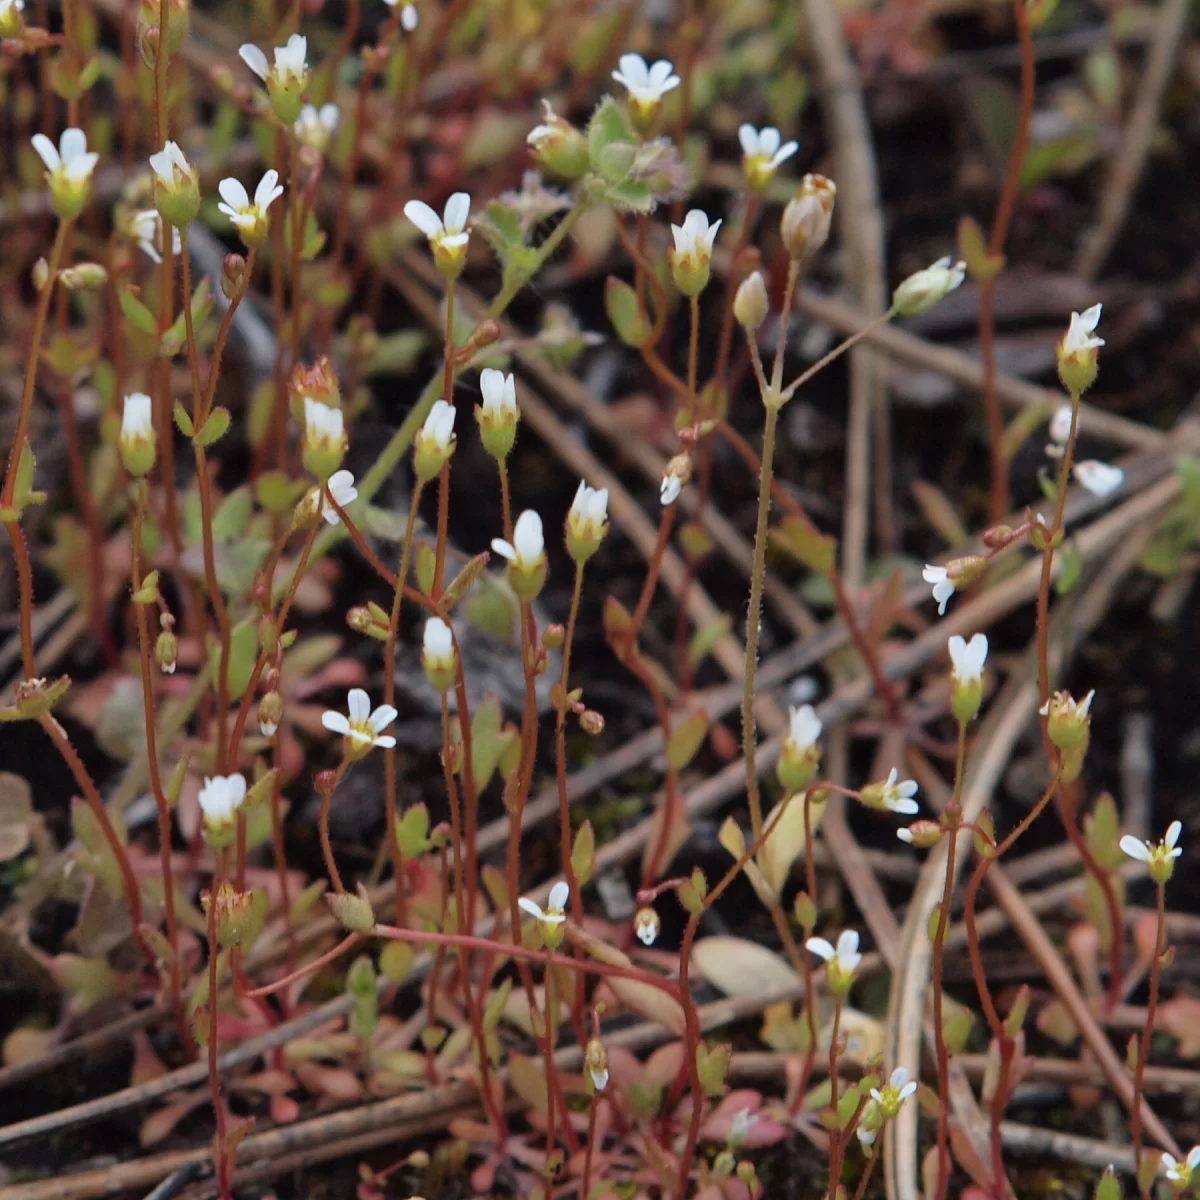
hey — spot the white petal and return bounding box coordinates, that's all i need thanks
[1079,302,1102,333]
[513,510,544,561]
[836,929,860,958]
[771,140,800,168]
[806,937,835,960]
[889,1067,910,1089]
[59,127,87,163]
[401,2,418,30]
[898,1081,917,1101]
[759,127,781,155]
[661,476,681,506]
[218,177,250,211]
[424,617,454,658]
[1119,835,1153,862]
[1073,460,1124,498]
[369,704,398,733]
[491,538,516,561]
[518,896,545,920]
[372,734,397,749]
[548,880,570,910]
[1166,820,1182,849]
[348,688,371,721]
[31,133,59,171]
[738,124,759,155]
[443,191,470,234]
[404,200,443,238]
[239,43,270,80]
[322,711,351,735]
[614,53,649,87]
[254,169,283,211]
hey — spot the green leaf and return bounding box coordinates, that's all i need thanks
[603,177,654,213]
[211,487,253,542]
[207,619,258,702]
[364,330,427,378]
[587,96,635,172]
[605,276,650,347]
[571,821,596,886]
[508,1054,549,1116]
[173,402,195,437]
[1054,538,1082,596]
[193,406,231,448]
[256,471,307,514]
[395,804,430,858]
[772,514,837,577]
[119,286,158,337]
[666,710,709,772]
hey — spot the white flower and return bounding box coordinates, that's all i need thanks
[922,564,955,616]
[948,633,987,686]
[300,469,357,525]
[1073,460,1124,498]
[198,774,247,825]
[32,127,98,185]
[217,170,284,235]
[569,480,609,543]
[1120,820,1182,866]
[660,474,682,506]
[148,140,191,188]
[321,688,398,750]
[893,257,966,316]
[422,398,457,452]
[738,124,798,184]
[1038,689,1094,720]
[404,193,471,251]
[670,208,721,262]
[787,704,821,752]
[491,509,544,571]
[295,103,339,150]
[806,929,862,988]
[518,879,569,925]
[877,767,919,816]
[1062,304,1104,357]
[611,53,680,108]
[131,210,181,264]
[240,34,308,85]
[304,396,345,452]
[423,616,454,667]
[479,369,517,420]
[1163,1147,1200,1185]
[1049,404,1074,445]
[870,1067,918,1112]
[121,392,153,442]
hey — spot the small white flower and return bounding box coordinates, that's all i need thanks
[806,929,862,979]
[217,170,284,234]
[871,1067,918,1108]
[304,396,345,452]
[198,774,247,824]
[611,53,680,107]
[1073,460,1124,498]
[121,392,153,442]
[1120,820,1182,866]
[787,704,822,752]
[660,474,682,506]
[240,33,308,85]
[569,480,609,543]
[1049,403,1074,445]
[518,879,570,925]
[422,398,457,452]
[491,509,544,572]
[857,1125,877,1146]
[423,616,455,667]
[479,369,517,420]
[878,767,919,816]
[148,140,191,188]
[590,1066,609,1090]
[893,256,966,316]
[1062,304,1104,357]
[922,564,955,616]
[404,192,471,251]
[670,208,721,262]
[1163,1146,1200,1185]
[300,469,357,525]
[131,209,181,264]
[31,127,99,185]
[321,688,398,750]
[294,103,339,150]
[948,633,987,686]
[738,124,799,181]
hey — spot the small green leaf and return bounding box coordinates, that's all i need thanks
[571,821,596,886]
[193,406,232,448]
[666,710,709,772]
[211,487,253,542]
[604,276,650,347]
[173,402,195,438]
[207,618,258,701]
[119,286,158,337]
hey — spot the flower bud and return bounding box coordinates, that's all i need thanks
[149,141,201,228]
[892,257,966,316]
[59,263,109,291]
[475,369,518,462]
[421,617,457,695]
[259,690,284,737]
[947,633,987,726]
[565,479,609,565]
[221,253,248,301]
[136,0,189,60]
[491,510,547,599]
[527,100,589,180]
[119,392,157,478]
[290,356,341,418]
[203,882,263,949]
[580,709,604,736]
[155,627,178,674]
[733,271,769,331]
[326,881,376,933]
[542,624,565,652]
[781,174,836,264]
[413,399,456,484]
[585,1038,609,1091]
[897,820,943,848]
[301,396,346,482]
[0,0,26,37]
[1057,305,1103,398]
[1041,689,1093,752]
[669,210,721,297]
[634,906,660,946]
[778,704,821,793]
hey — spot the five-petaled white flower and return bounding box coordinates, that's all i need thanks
[922,564,955,616]
[480,369,517,421]
[198,774,247,825]
[1062,304,1104,357]
[405,193,471,253]
[806,929,861,991]
[301,469,357,526]
[661,474,682,506]
[876,767,920,816]
[132,210,181,265]
[611,53,680,110]
[492,509,545,572]
[321,688,398,751]
[787,704,821,751]
[239,33,308,86]
[670,208,721,265]
[32,128,98,193]
[948,633,987,686]
[568,480,609,543]
[295,103,339,151]
[1163,1147,1200,1186]
[519,879,569,925]
[1073,460,1124,498]
[217,170,284,242]
[870,1066,918,1116]
[1120,820,1182,869]
[738,124,798,186]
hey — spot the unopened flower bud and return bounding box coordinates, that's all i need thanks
[475,368,518,462]
[302,396,346,482]
[778,704,821,793]
[542,624,565,651]
[149,140,201,228]
[119,392,157,478]
[527,100,590,179]
[155,628,178,674]
[32,258,50,292]
[421,617,457,694]
[259,690,284,737]
[585,1037,609,1091]
[1057,305,1103,398]
[491,510,547,599]
[634,906,660,946]
[897,820,943,848]
[781,174,836,264]
[566,479,609,564]
[892,257,965,316]
[0,0,26,37]
[669,210,721,297]
[326,881,376,932]
[136,0,189,59]
[580,709,604,736]
[413,399,456,483]
[59,263,109,291]
[948,633,987,726]
[660,454,692,507]
[221,253,248,301]
[734,271,769,331]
